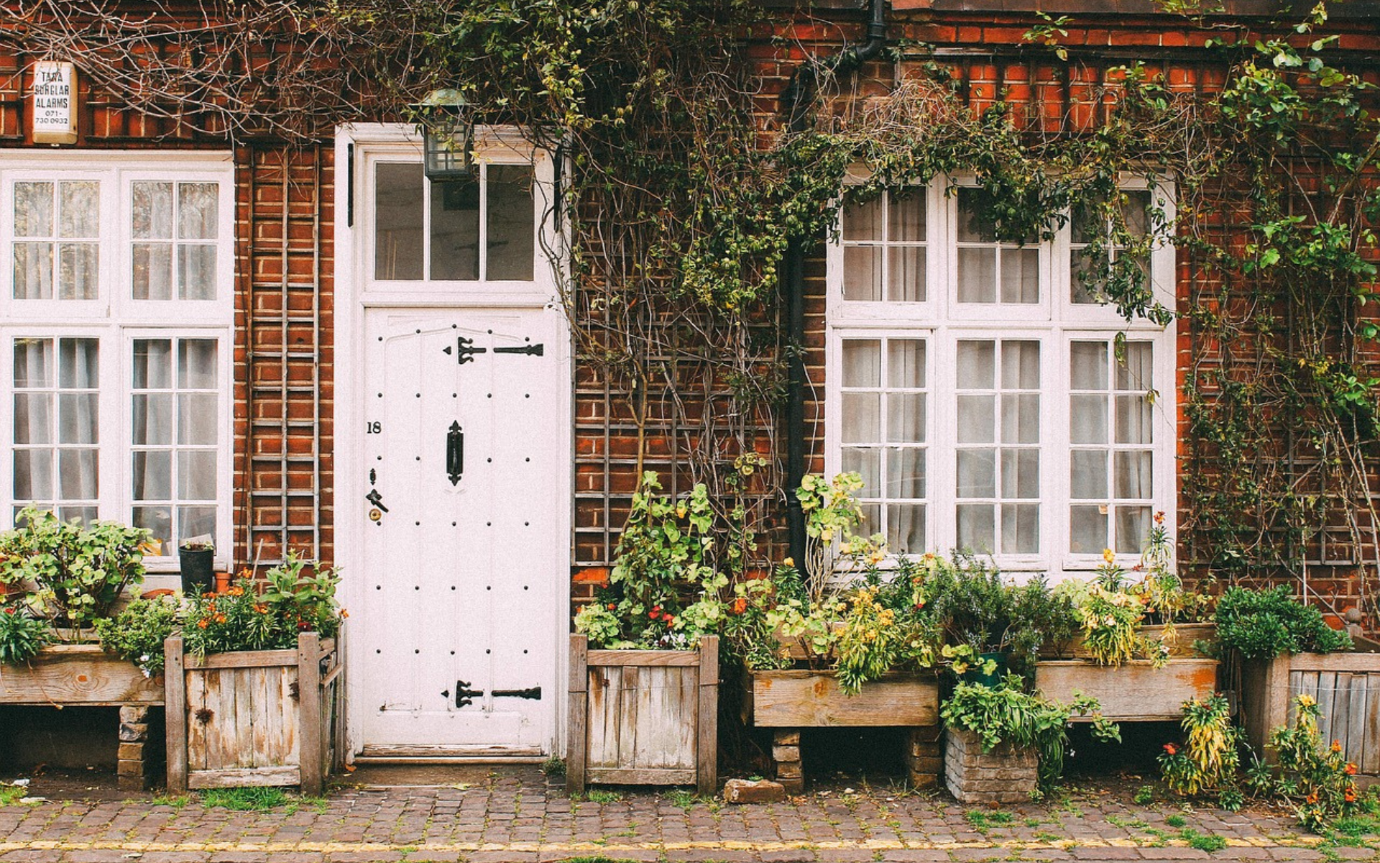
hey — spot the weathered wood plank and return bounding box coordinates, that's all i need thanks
[1039,623,1218,660]
[587,650,700,667]
[1035,659,1218,722]
[566,635,588,794]
[696,636,719,796]
[0,645,163,705]
[616,665,640,770]
[299,632,324,796]
[1349,675,1368,769]
[185,649,298,670]
[164,636,188,793]
[748,670,939,728]
[187,766,301,789]
[587,767,696,785]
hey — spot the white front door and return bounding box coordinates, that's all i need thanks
[357,305,563,755]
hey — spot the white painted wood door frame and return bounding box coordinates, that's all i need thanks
[334,123,573,761]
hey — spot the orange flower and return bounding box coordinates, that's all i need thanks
[228,586,244,597]
[214,613,226,624]
[254,603,268,614]
[1307,792,1319,804]
[341,609,349,619]
[1332,740,1343,753]
[732,597,748,615]
[1346,763,1358,776]
[197,618,209,629]
[1346,787,1358,803]
[1163,743,1177,756]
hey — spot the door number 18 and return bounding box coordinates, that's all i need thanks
[366,421,382,434]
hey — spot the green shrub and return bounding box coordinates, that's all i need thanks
[1215,586,1351,660]
[94,595,180,675]
[0,604,52,664]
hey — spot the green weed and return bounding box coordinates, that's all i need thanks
[199,786,291,811]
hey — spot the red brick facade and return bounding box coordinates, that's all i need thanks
[2,3,1378,621]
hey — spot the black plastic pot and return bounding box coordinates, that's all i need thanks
[179,546,215,595]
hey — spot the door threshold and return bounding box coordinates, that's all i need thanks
[357,744,547,764]
[353,756,548,765]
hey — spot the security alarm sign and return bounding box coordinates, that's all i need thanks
[32,61,76,144]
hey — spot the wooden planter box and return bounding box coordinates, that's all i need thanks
[164,632,342,795]
[1040,623,1218,660]
[742,669,941,793]
[1034,658,1220,721]
[0,644,165,790]
[566,634,718,795]
[1241,637,1380,783]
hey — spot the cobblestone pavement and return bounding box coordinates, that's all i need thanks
[1,767,1376,863]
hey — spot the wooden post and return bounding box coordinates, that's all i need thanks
[298,632,323,797]
[696,635,719,797]
[567,634,588,794]
[164,635,187,793]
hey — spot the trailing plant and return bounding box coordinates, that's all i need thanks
[94,595,182,676]
[1215,585,1352,660]
[1159,694,1244,811]
[0,507,151,634]
[1248,695,1364,832]
[941,675,1120,792]
[0,603,52,665]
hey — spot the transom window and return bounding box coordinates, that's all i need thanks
[0,156,233,568]
[828,178,1175,574]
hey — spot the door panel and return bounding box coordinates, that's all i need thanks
[359,307,561,751]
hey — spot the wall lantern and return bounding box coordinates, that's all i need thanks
[418,88,474,181]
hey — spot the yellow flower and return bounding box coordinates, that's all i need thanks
[1103,548,1116,565]
[782,557,794,568]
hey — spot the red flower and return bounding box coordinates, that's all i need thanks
[649,611,659,620]
[1346,763,1358,776]
[3,607,14,615]
[1163,743,1177,756]
[607,603,617,611]
[665,615,676,627]
[732,597,748,615]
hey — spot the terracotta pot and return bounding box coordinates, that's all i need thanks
[215,571,232,593]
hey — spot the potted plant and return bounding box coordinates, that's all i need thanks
[569,471,723,795]
[941,675,1118,803]
[0,507,165,789]
[163,552,345,795]
[1033,515,1219,721]
[177,539,216,596]
[1221,584,1378,779]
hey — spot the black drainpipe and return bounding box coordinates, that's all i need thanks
[781,0,887,570]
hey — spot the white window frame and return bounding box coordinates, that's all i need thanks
[826,173,1177,578]
[0,152,235,573]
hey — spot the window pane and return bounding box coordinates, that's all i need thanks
[58,394,97,444]
[841,447,880,498]
[14,339,52,387]
[13,394,51,444]
[887,340,925,388]
[957,504,994,551]
[1121,190,1152,238]
[1070,342,1108,390]
[430,178,479,281]
[179,340,218,389]
[374,163,424,280]
[132,451,171,500]
[887,191,925,242]
[1000,248,1039,304]
[178,183,218,240]
[132,182,173,239]
[133,340,173,388]
[1070,450,1108,498]
[132,395,173,445]
[486,164,534,280]
[843,246,881,301]
[1115,395,1153,444]
[886,246,925,302]
[957,449,996,497]
[1070,394,1107,444]
[179,506,217,544]
[1116,342,1154,390]
[956,341,994,389]
[956,247,995,303]
[842,197,881,241]
[14,182,52,237]
[858,504,880,537]
[1001,393,1039,444]
[178,451,217,500]
[956,189,993,243]
[58,449,98,498]
[1070,506,1108,554]
[956,395,994,444]
[57,242,97,299]
[178,394,218,445]
[178,245,217,300]
[59,182,100,238]
[841,340,880,387]
[1115,506,1152,554]
[887,447,925,499]
[132,506,171,549]
[57,506,97,525]
[841,393,879,443]
[888,393,925,443]
[1001,449,1039,498]
[14,242,53,299]
[887,503,925,553]
[59,338,98,388]
[132,244,173,300]
[1002,341,1040,388]
[13,449,52,499]
[1002,504,1039,553]
[1114,451,1153,499]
